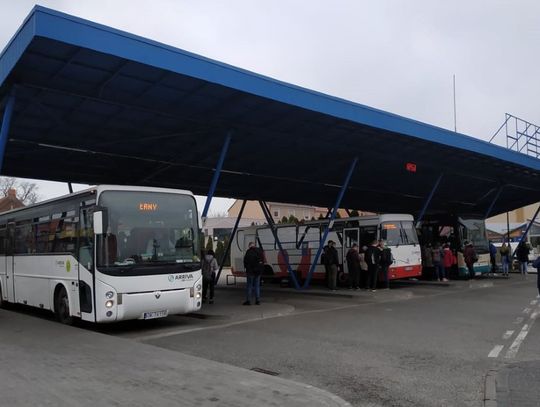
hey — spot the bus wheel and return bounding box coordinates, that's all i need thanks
[54,286,73,325]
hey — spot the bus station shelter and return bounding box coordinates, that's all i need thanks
[2,7,540,288]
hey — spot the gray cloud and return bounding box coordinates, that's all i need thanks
[0,0,539,204]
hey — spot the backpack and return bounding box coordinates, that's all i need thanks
[202,258,212,279]
[321,247,327,265]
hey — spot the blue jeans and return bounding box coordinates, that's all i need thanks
[502,258,510,274]
[519,261,528,275]
[246,275,261,302]
[434,261,445,280]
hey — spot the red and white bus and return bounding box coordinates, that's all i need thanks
[230,214,422,284]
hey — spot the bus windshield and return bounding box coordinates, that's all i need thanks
[97,191,200,273]
[459,218,489,254]
[380,221,419,246]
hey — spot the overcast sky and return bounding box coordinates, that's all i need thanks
[1,0,539,213]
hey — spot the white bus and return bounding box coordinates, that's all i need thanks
[230,214,422,284]
[0,185,202,324]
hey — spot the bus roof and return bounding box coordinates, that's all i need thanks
[0,184,194,217]
[1,7,540,217]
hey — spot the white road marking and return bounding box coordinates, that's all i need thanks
[505,324,531,359]
[502,330,514,340]
[530,300,538,305]
[523,308,532,314]
[514,316,524,324]
[488,345,504,358]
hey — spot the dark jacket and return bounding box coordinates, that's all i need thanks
[464,246,477,266]
[516,243,530,262]
[324,245,339,267]
[380,247,393,268]
[365,245,380,268]
[244,246,264,276]
[489,243,497,258]
[346,248,361,272]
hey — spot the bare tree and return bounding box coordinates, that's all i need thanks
[0,177,40,205]
[0,177,16,197]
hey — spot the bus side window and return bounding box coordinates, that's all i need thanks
[0,227,5,255]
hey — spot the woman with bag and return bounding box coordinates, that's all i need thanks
[499,242,511,277]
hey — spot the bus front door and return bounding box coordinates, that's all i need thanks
[342,228,359,275]
[78,206,95,322]
[5,222,15,302]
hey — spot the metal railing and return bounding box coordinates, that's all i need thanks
[490,113,540,158]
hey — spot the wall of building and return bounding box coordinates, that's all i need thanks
[488,202,540,224]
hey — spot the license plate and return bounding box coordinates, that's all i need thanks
[143,310,168,320]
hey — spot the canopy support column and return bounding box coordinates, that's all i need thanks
[513,205,540,257]
[259,200,302,290]
[68,183,73,194]
[484,186,504,219]
[415,173,444,226]
[0,93,16,173]
[214,200,246,285]
[201,131,232,225]
[303,157,358,289]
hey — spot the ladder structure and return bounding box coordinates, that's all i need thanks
[490,113,540,158]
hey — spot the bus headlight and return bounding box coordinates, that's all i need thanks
[105,291,114,299]
[105,300,114,308]
[196,292,201,299]
[196,284,202,290]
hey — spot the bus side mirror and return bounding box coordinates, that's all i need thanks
[93,211,107,235]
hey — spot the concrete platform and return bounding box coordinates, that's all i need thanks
[0,309,350,407]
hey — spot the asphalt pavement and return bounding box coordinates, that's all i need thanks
[0,307,350,407]
[1,275,539,407]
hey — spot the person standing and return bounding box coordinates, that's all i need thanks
[431,243,444,281]
[201,249,218,304]
[499,242,511,277]
[366,240,380,292]
[489,241,498,275]
[515,241,530,277]
[346,243,361,290]
[359,246,369,289]
[324,240,339,291]
[243,242,264,305]
[378,240,393,289]
[464,241,477,280]
[442,244,452,282]
[422,243,434,279]
[533,256,540,298]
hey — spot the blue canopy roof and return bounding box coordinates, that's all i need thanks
[1,6,540,217]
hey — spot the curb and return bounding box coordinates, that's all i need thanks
[484,369,498,407]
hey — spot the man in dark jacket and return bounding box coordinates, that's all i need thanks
[346,243,361,290]
[489,241,497,274]
[516,241,530,276]
[365,240,381,292]
[324,240,339,290]
[243,242,264,305]
[378,240,393,289]
[464,241,477,280]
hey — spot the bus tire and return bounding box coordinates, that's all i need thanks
[54,285,73,325]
